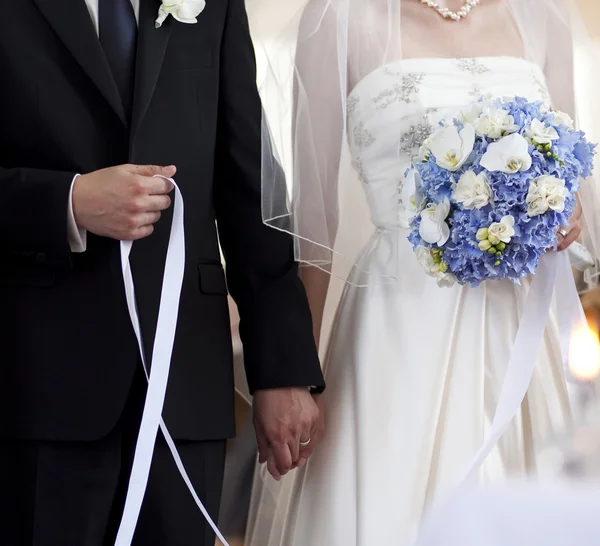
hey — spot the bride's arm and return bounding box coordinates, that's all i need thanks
[300,266,331,348]
[291,1,346,348]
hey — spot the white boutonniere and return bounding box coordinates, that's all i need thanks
[155,0,206,28]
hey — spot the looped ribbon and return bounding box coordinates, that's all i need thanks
[458,249,582,485]
[115,177,229,546]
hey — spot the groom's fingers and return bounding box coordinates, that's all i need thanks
[288,437,300,465]
[267,448,281,481]
[271,441,294,477]
[255,430,269,465]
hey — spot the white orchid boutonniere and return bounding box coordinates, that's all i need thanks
[155,0,206,28]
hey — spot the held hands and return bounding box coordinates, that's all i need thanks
[72,164,176,240]
[253,388,324,480]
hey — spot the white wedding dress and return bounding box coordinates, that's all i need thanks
[246,57,574,546]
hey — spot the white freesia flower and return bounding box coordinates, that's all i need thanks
[429,124,475,171]
[552,110,575,130]
[419,199,451,246]
[435,271,457,287]
[458,103,485,124]
[480,133,532,173]
[452,170,492,210]
[401,169,425,212]
[488,215,515,244]
[526,175,568,216]
[526,195,549,217]
[525,118,559,145]
[156,0,206,28]
[473,107,519,139]
[415,246,456,287]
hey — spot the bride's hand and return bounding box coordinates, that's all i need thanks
[295,393,326,470]
[557,198,582,252]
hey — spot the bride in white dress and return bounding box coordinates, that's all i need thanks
[246,1,600,544]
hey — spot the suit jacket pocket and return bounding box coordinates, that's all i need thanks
[197,262,228,295]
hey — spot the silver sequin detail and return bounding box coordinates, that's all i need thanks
[468,85,483,99]
[347,95,360,115]
[352,157,367,185]
[399,123,433,156]
[457,58,490,75]
[353,122,375,149]
[373,72,425,109]
[399,108,438,156]
[532,70,551,103]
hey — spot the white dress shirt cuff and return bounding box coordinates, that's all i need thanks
[68,174,87,253]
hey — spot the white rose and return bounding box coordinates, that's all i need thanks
[415,246,456,287]
[547,193,567,212]
[488,215,515,244]
[473,108,519,139]
[526,175,568,216]
[429,124,476,172]
[419,199,451,246]
[526,194,549,216]
[480,133,532,173]
[435,270,457,288]
[552,110,575,130]
[415,245,436,274]
[525,119,559,145]
[458,103,485,124]
[452,170,492,210]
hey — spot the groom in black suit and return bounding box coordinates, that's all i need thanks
[0,1,324,544]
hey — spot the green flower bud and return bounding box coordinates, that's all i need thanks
[494,260,501,266]
[496,242,506,251]
[496,251,502,257]
[478,240,492,251]
[476,228,489,241]
[488,247,497,254]
[488,234,500,246]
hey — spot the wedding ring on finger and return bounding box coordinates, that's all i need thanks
[299,438,311,448]
[558,228,569,239]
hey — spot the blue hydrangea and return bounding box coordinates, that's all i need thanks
[409,97,596,287]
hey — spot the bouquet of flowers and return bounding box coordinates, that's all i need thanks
[405,97,596,287]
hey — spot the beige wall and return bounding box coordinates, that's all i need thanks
[576,0,600,38]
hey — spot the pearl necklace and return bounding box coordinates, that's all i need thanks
[419,0,481,21]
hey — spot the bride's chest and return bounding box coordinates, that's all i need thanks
[347,57,550,159]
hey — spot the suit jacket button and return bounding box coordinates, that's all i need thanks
[36,252,47,263]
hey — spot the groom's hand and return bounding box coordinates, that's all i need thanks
[72,164,176,240]
[253,388,321,480]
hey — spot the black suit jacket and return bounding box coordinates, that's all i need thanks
[0,0,324,441]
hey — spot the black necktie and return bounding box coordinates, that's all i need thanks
[99,0,138,120]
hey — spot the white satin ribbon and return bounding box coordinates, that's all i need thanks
[115,177,229,546]
[459,250,580,485]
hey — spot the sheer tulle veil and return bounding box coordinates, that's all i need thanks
[251,0,600,289]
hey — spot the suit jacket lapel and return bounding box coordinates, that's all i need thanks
[32,0,128,126]
[131,0,173,140]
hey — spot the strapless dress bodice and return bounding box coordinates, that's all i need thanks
[347,56,551,230]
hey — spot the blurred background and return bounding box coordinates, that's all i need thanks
[218,2,600,545]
